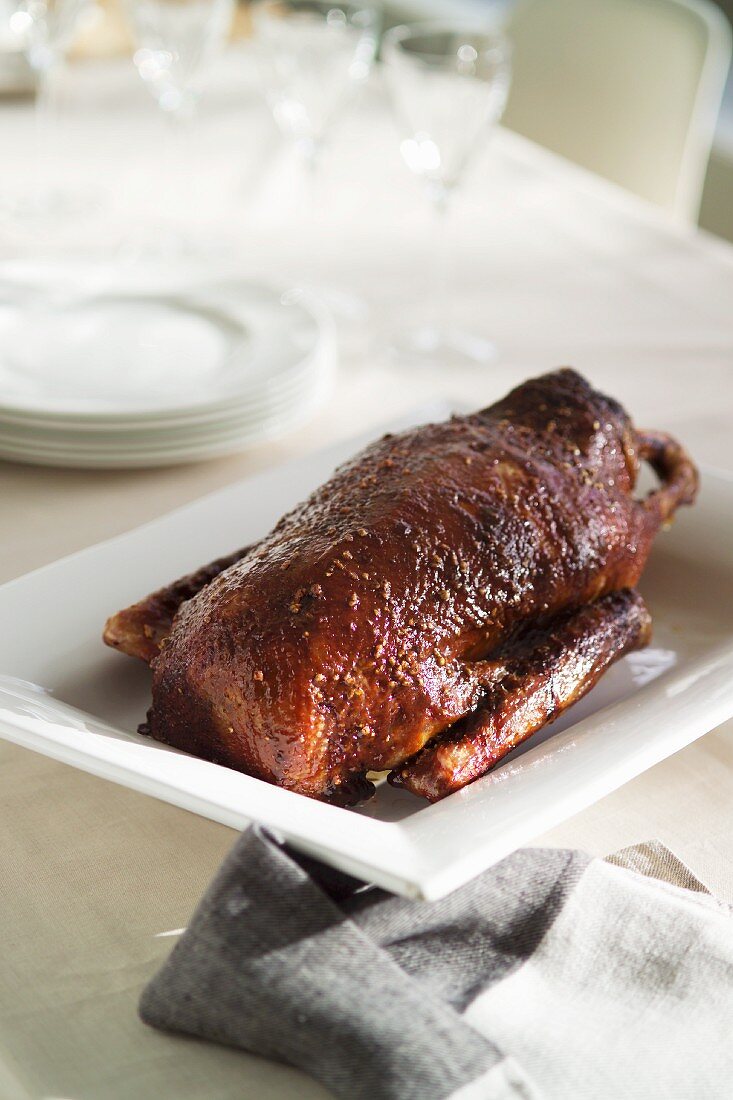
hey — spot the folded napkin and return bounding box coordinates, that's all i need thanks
[140,829,733,1100]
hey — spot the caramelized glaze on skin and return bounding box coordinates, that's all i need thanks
[103,369,698,803]
[104,547,253,665]
[390,588,651,800]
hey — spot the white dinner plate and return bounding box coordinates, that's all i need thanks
[0,355,331,448]
[0,355,328,434]
[0,386,333,468]
[0,407,731,898]
[0,355,334,462]
[0,260,336,469]
[0,261,330,419]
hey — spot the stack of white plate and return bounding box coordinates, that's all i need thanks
[0,259,336,469]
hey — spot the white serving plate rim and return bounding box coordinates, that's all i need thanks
[2,634,733,899]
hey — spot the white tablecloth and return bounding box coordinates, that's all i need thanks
[2,47,733,1099]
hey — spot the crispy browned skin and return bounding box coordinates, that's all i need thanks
[104,547,252,665]
[103,369,698,803]
[390,588,651,800]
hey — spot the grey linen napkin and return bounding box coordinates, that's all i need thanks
[140,830,733,1100]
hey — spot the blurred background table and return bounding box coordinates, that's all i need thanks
[1,32,733,1100]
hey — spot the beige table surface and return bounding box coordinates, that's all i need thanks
[2,52,733,1100]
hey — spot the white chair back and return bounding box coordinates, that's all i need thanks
[503,0,732,222]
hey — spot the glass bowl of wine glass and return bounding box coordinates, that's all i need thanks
[382,21,512,368]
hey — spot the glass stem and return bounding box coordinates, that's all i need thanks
[426,183,452,340]
[157,105,195,255]
[295,135,323,232]
[165,104,195,177]
[297,134,321,178]
[295,135,322,240]
[33,60,59,205]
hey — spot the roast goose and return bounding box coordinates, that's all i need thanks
[104,369,698,803]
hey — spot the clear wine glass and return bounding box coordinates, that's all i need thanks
[124,0,234,122]
[382,21,511,367]
[251,0,379,171]
[121,0,234,254]
[4,0,91,219]
[250,0,379,323]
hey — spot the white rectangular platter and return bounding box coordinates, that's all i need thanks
[1,407,733,899]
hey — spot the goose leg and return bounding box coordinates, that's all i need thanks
[389,589,651,802]
[103,544,256,664]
